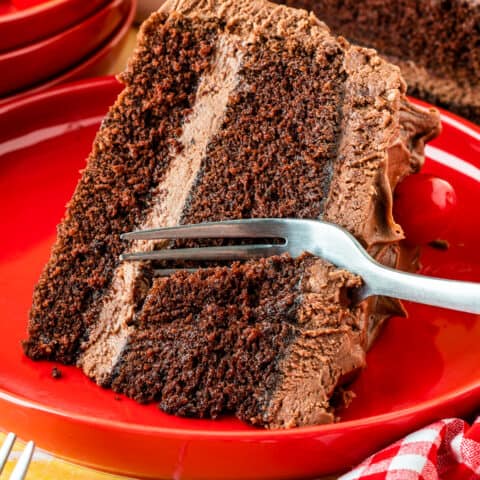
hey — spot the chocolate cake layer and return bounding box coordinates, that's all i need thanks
[24,13,219,363]
[281,0,480,123]
[25,0,440,427]
[110,254,364,427]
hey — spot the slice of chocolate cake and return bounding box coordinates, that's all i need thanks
[24,0,440,427]
[281,0,480,124]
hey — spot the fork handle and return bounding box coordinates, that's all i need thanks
[365,263,480,314]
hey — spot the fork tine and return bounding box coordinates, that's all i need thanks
[9,441,35,480]
[120,244,287,262]
[0,433,16,474]
[121,219,289,241]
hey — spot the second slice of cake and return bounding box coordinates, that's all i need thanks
[24,0,440,427]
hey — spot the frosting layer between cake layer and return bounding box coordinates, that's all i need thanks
[78,33,244,383]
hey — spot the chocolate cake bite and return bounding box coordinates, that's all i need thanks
[281,0,480,124]
[24,0,440,428]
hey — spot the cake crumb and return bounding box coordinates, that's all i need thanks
[428,239,450,250]
[51,367,62,379]
[114,395,122,401]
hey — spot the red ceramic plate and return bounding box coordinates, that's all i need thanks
[0,0,135,106]
[0,0,131,98]
[0,77,479,479]
[0,0,109,53]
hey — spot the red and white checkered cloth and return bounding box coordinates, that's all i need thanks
[340,416,480,480]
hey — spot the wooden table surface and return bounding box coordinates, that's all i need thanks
[107,27,138,77]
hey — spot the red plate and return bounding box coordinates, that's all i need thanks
[0,0,135,106]
[0,77,479,479]
[0,0,109,53]
[0,0,131,98]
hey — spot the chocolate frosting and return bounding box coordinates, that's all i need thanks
[264,259,364,427]
[323,46,440,248]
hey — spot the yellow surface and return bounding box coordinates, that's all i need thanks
[0,432,131,480]
[107,28,138,76]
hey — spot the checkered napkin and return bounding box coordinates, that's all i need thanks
[340,416,480,480]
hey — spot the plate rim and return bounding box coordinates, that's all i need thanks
[1,382,479,439]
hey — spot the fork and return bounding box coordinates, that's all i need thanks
[121,218,480,314]
[0,433,35,480]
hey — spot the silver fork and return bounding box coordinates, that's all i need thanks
[0,433,35,480]
[121,218,480,314]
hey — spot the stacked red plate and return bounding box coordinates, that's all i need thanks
[0,0,136,104]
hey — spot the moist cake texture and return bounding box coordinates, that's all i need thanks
[24,0,440,427]
[281,0,480,124]
[113,255,364,426]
